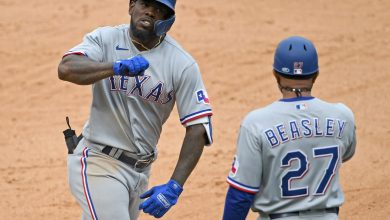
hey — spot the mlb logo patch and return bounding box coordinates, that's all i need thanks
[296,103,308,110]
[196,90,210,104]
[230,156,239,177]
[294,62,303,75]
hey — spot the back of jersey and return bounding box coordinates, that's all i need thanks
[227,97,356,215]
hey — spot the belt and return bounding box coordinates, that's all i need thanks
[269,207,339,219]
[102,146,155,169]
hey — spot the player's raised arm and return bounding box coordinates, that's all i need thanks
[58,54,149,85]
[58,55,114,85]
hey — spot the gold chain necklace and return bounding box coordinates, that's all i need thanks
[132,36,162,51]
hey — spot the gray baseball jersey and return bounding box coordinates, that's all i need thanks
[65,24,212,154]
[65,24,212,220]
[227,97,356,215]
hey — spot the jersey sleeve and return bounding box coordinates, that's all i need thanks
[175,62,212,125]
[342,124,357,162]
[338,104,357,162]
[63,28,104,62]
[227,125,262,194]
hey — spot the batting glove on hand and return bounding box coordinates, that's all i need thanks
[113,55,149,77]
[139,179,183,218]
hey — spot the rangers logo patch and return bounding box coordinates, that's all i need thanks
[196,90,210,104]
[294,62,303,75]
[230,156,239,177]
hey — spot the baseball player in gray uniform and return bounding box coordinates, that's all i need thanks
[58,0,213,219]
[222,36,356,220]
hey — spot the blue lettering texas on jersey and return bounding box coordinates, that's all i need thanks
[109,75,173,105]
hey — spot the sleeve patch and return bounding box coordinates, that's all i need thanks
[230,155,239,177]
[196,90,210,104]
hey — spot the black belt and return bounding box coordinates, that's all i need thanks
[102,146,155,169]
[269,207,339,219]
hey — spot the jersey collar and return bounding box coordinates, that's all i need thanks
[279,96,315,102]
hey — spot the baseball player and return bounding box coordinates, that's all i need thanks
[222,36,356,220]
[58,0,213,219]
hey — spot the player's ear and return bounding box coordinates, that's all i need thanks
[312,72,319,84]
[129,0,136,15]
[273,70,281,84]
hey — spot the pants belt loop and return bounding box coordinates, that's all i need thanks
[108,147,118,157]
[113,149,123,159]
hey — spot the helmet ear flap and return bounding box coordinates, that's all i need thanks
[153,0,176,36]
[154,15,175,36]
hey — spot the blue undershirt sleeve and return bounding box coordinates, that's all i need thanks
[222,186,255,220]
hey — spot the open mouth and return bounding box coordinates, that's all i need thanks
[139,18,154,28]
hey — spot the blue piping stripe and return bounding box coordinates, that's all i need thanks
[279,96,315,102]
[180,109,212,122]
[83,149,99,220]
[209,116,213,142]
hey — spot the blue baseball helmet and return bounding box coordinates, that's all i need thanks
[154,0,176,36]
[273,36,319,79]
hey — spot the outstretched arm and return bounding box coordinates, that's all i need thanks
[171,123,206,186]
[58,54,114,85]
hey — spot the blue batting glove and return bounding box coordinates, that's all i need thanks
[113,55,149,77]
[139,179,183,218]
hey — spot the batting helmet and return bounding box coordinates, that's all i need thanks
[154,0,176,36]
[273,36,319,79]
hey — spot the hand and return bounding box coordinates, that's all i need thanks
[139,179,183,218]
[113,55,149,77]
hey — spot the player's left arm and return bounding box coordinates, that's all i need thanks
[139,124,207,218]
[139,62,211,218]
[223,186,255,220]
[342,125,356,162]
[341,106,357,162]
[223,122,262,219]
[170,123,206,185]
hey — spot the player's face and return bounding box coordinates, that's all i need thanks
[129,0,172,40]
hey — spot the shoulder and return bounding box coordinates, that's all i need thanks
[161,35,197,67]
[93,24,128,33]
[316,98,355,122]
[241,102,279,128]
[334,103,355,123]
[87,24,128,38]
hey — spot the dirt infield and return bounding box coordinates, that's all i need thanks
[1,0,389,219]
